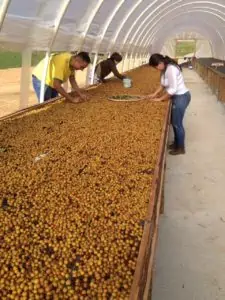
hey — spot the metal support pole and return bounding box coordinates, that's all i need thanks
[128,54,132,71]
[85,63,92,86]
[0,0,11,31]
[138,55,141,66]
[122,53,128,73]
[140,54,143,66]
[137,54,141,67]
[90,53,98,85]
[131,54,135,70]
[20,48,32,109]
[40,51,50,103]
[118,60,123,74]
[133,53,137,68]
[39,0,72,103]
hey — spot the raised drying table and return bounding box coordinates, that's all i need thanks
[0,66,171,299]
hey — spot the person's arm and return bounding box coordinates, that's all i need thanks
[53,79,80,103]
[110,61,126,80]
[146,85,164,99]
[51,55,86,103]
[69,75,88,100]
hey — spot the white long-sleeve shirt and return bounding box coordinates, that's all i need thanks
[161,65,189,96]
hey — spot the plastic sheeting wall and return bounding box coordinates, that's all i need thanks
[0,0,225,57]
[1,0,225,110]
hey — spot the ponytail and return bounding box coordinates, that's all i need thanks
[164,56,182,71]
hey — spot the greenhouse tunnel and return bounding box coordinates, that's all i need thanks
[1,0,225,299]
[1,0,225,108]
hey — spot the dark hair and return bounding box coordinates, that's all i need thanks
[149,53,182,72]
[76,52,91,64]
[110,52,123,62]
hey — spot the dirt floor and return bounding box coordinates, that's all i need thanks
[0,56,136,118]
[0,67,89,118]
[0,68,37,117]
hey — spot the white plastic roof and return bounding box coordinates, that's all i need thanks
[0,0,225,57]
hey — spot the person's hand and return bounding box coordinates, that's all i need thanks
[70,97,82,103]
[153,98,163,102]
[145,94,156,100]
[70,91,78,97]
[79,93,89,101]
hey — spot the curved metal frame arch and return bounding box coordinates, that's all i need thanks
[106,0,144,52]
[133,2,225,54]
[141,8,225,56]
[152,19,219,50]
[89,0,126,84]
[39,0,72,103]
[139,4,225,54]
[145,9,225,52]
[128,0,183,48]
[119,0,175,69]
[140,15,219,58]
[153,25,215,57]
[131,0,184,48]
[154,26,213,47]
[145,11,225,59]
[0,0,11,31]
[119,0,159,50]
[69,0,105,50]
[114,1,224,68]
[91,0,125,52]
[122,0,225,53]
[125,0,185,56]
[129,5,225,66]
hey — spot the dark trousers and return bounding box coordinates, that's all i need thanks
[32,75,58,102]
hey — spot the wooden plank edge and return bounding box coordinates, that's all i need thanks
[143,142,168,300]
[142,103,171,299]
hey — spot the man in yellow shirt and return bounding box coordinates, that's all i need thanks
[32,52,91,103]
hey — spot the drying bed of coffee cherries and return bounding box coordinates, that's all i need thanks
[0,66,168,299]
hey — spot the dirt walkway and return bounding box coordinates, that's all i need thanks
[152,69,225,300]
[0,68,37,117]
[0,67,88,118]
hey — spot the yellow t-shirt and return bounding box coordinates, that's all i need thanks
[32,52,74,88]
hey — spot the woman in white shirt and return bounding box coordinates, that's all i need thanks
[148,54,191,155]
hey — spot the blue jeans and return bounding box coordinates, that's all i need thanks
[171,91,191,148]
[32,75,58,102]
